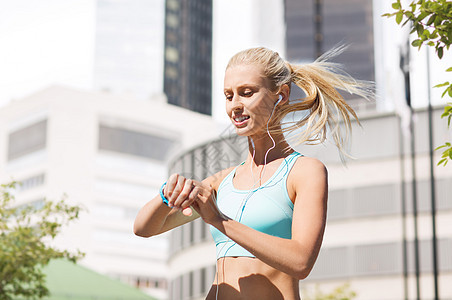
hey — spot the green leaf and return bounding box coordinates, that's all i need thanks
[392,2,401,9]
[0,183,84,299]
[434,81,450,88]
[443,104,452,114]
[416,23,424,36]
[416,11,429,22]
[426,14,436,25]
[412,39,422,47]
[437,158,447,166]
[422,29,430,38]
[396,11,404,24]
[438,47,444,59]
[446,67,452,72]
[402,19,411,26]
[405,11,414,19]
[430,30,438,39]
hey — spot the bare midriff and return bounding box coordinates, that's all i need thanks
[205,257,300,300]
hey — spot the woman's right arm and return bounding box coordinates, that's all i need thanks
[133,168,233,237]
[133,174,201,237]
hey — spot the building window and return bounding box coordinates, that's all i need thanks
[8,119,47,161]
[165,47,179,62]
[165,65,178,79]
[189,221,195,244]
[201,222,207,240]
[167,0,179,11]
[16,198,45,213]
[98,124,175,161]
[166,13,179,28]
[18,173,45,192]
[189,271,194,298]
[131,276,167,290]
[200,267,206,294]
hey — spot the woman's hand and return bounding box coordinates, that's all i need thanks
[164,173,200,216]
[191,183,227,226]
[165,173,224,223]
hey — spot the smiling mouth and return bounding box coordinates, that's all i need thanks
[232,115,250,127]
[234,115,250,122]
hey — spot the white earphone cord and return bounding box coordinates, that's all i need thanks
[215,96,281,299]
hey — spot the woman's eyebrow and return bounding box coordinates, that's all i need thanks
[230,84,260,91]
[224,83,258,91]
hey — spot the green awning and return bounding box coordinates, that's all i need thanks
[41,259,157,300]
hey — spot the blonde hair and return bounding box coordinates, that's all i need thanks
[226,46,373,156]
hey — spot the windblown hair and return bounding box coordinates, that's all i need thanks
[226,46,374,156]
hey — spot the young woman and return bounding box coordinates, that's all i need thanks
[134,47,371,300]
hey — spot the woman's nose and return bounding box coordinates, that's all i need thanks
[231,95,243,110]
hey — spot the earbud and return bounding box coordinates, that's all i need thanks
[275,94,283,106]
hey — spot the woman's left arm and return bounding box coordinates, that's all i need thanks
[194,157,328,280]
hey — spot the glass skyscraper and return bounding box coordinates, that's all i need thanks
[163,0,213,115]
[284,0,375,110]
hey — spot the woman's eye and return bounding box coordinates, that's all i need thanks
[225,94,233,100]
[243,90,253,97]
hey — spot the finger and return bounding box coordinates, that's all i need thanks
[178,185,199,214]
[173,179,193,207]
[195,183,213,203]
[168,176,185,206]
[186,185,200,205]
[182,207,193,216]
[165,173,179,199]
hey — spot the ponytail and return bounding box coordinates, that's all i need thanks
[227,46,374,157]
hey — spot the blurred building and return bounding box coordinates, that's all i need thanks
[93,0,165,100]
[163,0,213,115]
[93,0,214,116]
[211,0,286,122]
[166,106,452,300]
[162,0,452,299]
[284,0,376,112]
[0,86,218,299]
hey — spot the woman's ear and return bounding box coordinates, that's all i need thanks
[279,84,290,104]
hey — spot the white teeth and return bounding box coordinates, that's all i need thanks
[234,116,249,122]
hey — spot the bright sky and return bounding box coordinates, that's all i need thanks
[0,0,95,107]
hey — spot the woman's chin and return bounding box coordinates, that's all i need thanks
[234,126,253,136]
[235,130,249,137]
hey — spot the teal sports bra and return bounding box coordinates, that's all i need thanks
[210,152,303,258]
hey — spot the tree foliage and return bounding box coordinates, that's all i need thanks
[0,182,84,300]
[436,102,452,165]
[383,0,452,166]
[302,283,357,300]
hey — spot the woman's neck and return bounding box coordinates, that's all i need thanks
[246,134,292,166]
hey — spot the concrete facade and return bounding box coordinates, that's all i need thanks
[166,107,452,300]
[0,86,218,299]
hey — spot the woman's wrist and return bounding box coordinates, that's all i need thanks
[208,212,230,229]
[159,182,170,207]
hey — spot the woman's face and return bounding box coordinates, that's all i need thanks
[224,64,277,137]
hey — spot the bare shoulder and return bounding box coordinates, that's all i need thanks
[202,166,236,191]
[292,156,327,178]
[288,156,328,199]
